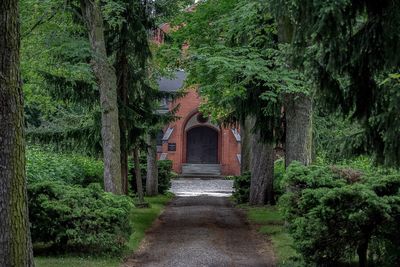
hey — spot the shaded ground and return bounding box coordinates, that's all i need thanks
[123,179,275,267]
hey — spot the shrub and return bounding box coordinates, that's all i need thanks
[130,158,173,195]
[273,158,286,198]
[280,161,400,266]
[157,160,173,194]
[28,182,133,255]
[233,172,251,203]
[27,147,103,186]
[233,160,286,204]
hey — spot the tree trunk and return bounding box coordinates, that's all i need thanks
[357,237,369,267]
[240,117,251,174]
[146,134,158,196]
[284,93,313,168]
[249,129,275,205]
[277,17,313,168]
[133,148,145,204]
[0,0,35,265]
[116,22,129,195]
[80,0,122,194]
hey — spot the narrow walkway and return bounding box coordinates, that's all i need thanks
[123,179,275,267]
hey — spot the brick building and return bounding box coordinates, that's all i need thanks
[157,71,241,177]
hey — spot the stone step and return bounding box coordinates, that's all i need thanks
[179,175,223,179]
[181,164,221,176]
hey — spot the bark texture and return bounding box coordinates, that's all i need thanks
[284,93,313,168]
[249,129,275,205]
[278,17,313,168]
[146,134,158,196]
[133,148,145,204]
[80,0,122,194]
[240,117,251,174]
[116,22,129,195]
[0,0,35,265]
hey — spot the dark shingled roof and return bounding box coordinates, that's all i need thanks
[158,70,186,92]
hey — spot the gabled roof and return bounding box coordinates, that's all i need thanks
[158,70,187,92]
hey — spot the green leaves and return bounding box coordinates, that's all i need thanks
[280,162,400,265]
[161,0,311,142]
[272,0,400,166]
[28,180,133,254]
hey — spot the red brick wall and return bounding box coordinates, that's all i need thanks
[161,87,241,176]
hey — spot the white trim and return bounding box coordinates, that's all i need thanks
[162,127,174,141]
[159,153,168,160]
[231,128,241,142]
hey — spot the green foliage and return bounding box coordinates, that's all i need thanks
[29,182,133,255]
[163,0,309,143]
[280,162,400,266]
[272,0,400,166]
[233,160,286,204]
[314,112,367,162]
[242,205,301,266]
[130,157,173,195]
[27,147,103,186]
[273,158,286,197]
[127,194,173,251]
[233,172,251,204]
[157,160,174,194]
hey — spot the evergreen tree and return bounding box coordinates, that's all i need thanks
[272,0,400,166]
[159,0,309,204]
[0,0,34,265]
[80,0,122,194]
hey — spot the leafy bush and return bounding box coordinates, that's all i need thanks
[28,181,133,255]
[273,158,286,197]
[280,161,400,266]
[130,158,173,195]
[157,160,173,194]
[233,160,286,204]
[233,172,251,203]
[27,147,103,186]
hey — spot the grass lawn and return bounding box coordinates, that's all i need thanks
[35,194,173,267]
[240,205,301,267]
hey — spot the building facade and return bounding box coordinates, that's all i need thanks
[157,71,241,176]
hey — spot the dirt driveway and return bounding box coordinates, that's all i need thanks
[123,179,275,267]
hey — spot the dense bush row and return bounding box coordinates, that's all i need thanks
[27,147,103,186]
[29,182,133,255]
[280,162,400,266]
[26,147,175,255]
[27,147,133,255]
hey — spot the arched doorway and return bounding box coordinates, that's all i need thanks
[186,126,219,164]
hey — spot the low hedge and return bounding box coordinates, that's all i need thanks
[280,161,400,266]
[28,182,133,255]
[233,171,251,204]
[27,147,103,186]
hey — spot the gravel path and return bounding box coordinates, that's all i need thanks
[123,179,275,267]
[170,178,234,197]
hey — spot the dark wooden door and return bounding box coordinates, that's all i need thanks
[187,127,218,164]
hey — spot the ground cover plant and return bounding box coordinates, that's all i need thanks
[280,161,400,266]
[241,205,300,267]
[27,147,104,186]
[26,146,174,263]
[29,182,133,255]
[34,195,173,267]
